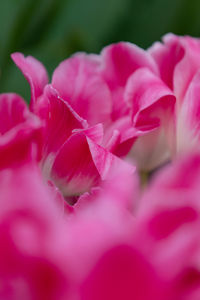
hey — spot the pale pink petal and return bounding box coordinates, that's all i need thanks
[11,52,48,110]
[126,129,171,171]
[52,54,112,126]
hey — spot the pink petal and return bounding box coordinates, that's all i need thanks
[138,153,200,217]
[0,163,70,299]
[149,34,200,104]
[177,71,200,153]
[51,123,133,201]
[50,128,101,199]
[125,68,175,129]
[81,245,168,300]
[0,93,28,134]
[52,54,112,126]
[149,33,184,90]
[124,68,176,169]
[0,93,43,167]
[174,36,200,104]
[148,207,198,240]
[86,135,135,180]
[101,42,158,89]
[42,85,87,158]
[100,42,158,119]
[104,116,146,157]
[11,52,48,111]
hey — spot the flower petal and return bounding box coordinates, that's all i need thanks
[124,68,176,170]
[0,93,43,167]
[177,71,200,153]
[149,33,184,90]
[52,54,112,126]
[100,42,158,119]
[11,52,48,110]
[50,128,101,199]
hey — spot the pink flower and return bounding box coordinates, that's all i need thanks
[49,43,175,168]
[0,93,200,299]
[12,35,200,172]
[11,44,172,173]
[11,53,135,205]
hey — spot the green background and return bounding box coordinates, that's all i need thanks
[0,0,200,101]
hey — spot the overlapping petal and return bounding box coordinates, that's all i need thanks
[0,93,43,167]
[52,54,112,126]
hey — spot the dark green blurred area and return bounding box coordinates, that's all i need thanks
[0,0,200,101]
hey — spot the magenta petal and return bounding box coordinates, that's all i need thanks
[42,85,87,157]
[11,52,48,110]
[51,130,100,197]
[81,245,167,300]
[52,54,112,126]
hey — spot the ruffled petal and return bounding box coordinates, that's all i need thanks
[149,34,200,105]
[52,54,112,126]
[149,33,184,90]
[100,42,158,119]
[11,52,48,110]
[50,127,102,198]
[124,68,176,170]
